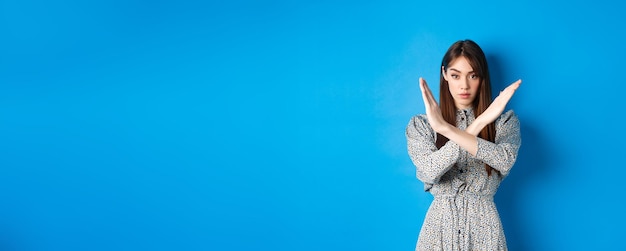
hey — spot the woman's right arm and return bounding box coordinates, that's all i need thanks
[406,115,460,184]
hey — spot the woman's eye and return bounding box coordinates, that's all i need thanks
[470,75,478,79]
[451,75,459,79]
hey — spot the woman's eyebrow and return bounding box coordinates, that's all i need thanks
[448,68,474,73]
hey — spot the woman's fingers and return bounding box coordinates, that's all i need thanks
[497,79,522,101]
[501,79,521,94]
[419,77,430,109]
[419,77,437,108]
[510,79,522,89]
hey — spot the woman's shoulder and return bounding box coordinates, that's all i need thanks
[496,109,520,127]
[406,114,433,134]
[408,114,430,127]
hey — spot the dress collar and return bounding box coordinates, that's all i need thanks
[456,107,474,115]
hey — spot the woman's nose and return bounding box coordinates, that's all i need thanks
[460,79,469,89]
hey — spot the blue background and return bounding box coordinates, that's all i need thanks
[1,0,624,250]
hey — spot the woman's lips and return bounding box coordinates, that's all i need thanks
[459,94,470,98]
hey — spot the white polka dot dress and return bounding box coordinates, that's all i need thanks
[406,108,521,251]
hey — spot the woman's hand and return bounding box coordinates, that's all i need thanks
[478,79,522,125]
[419,77,451,134]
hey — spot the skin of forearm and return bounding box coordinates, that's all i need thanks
[439,124,479,156]
[465,116,487,136]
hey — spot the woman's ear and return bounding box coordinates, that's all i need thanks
[441,66,448,81]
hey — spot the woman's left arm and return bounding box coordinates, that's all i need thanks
[474,111,522,177]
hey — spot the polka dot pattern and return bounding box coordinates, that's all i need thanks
[406,108,521,250]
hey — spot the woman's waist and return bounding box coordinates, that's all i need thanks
[432,190,495,200]
[429,182,497,199]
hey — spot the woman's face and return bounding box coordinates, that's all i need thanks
[442,56,480,110]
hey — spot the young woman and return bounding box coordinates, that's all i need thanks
[406,39,521,250]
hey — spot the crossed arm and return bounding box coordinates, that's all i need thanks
[418,77,521,156]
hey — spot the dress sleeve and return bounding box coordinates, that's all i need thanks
[474,110,521,177]
[406,115,460,184]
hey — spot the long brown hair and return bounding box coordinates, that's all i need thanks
[435,39,496,176]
